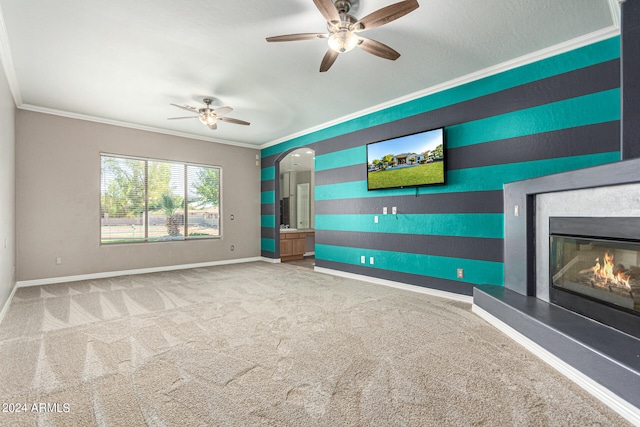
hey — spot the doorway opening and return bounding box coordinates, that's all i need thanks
[276,148,315,264]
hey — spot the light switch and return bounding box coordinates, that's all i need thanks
[374,215,378,223]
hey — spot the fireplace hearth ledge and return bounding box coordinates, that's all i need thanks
[473,284,640,425]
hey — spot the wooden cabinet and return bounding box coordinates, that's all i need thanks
[280,230,314,261]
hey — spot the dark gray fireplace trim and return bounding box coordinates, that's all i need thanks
[622,0,640,160]
[474,157,640,416]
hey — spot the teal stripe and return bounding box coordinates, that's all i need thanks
[261,215,275,228]
[261,191,275,204]
[315,213,503,239]
[447,89,620,149]
[261,37,619,158]
[311,89,620,174]
[261,238,275,253]
[315,152,619,200]
[261,166,275,181]
[315,146,366,171]
[315,244,504,286]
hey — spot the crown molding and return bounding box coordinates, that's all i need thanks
[260,25,621,151]
[18,104,259,149]
[0,2,22,106]
[609,0,621,28]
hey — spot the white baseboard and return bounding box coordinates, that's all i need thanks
[260,257,281,264]
[15,257,263,288]
[0,282,18,325]
[472,305,640,427]
[313,266,473,304]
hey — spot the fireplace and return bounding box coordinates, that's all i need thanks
[549,217,640,339]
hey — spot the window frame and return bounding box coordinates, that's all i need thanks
[100,153,223,245]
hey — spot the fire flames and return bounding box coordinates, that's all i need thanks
[590,251,631,290]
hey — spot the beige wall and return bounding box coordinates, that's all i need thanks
[0,62,16,310]
[16,111,261,281]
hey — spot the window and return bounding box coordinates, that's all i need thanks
[100,154,221,244]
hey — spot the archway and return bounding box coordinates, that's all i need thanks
[274,147,315,263]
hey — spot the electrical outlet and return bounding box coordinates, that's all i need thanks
[457,268,464,279]
[392,206,397,214]
[383,207,387,214]
[361,255,366,264]
[374,215,378,223]
[56,257,62,265]
[369,257,374,265]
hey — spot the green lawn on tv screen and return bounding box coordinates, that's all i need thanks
[368,162,444,190]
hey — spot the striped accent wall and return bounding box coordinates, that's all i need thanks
[260,37,621,295]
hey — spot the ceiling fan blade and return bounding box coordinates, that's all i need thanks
[167,116,199,120]
[170,103,199,113]
[313,0,340,23]
[207,123,218,130]
[358,37,401,60]
[266,33,328,42]
[219,117,251,126]
[354,0,419,31]
[213,106,233,116]
[320,48,339,72]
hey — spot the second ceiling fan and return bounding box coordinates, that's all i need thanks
[267,0,419,72]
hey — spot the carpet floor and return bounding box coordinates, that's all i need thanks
[0,262,629,426]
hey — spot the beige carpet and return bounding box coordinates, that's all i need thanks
[0,262,629,426]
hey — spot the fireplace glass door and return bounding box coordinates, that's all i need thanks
[550,236,640,316]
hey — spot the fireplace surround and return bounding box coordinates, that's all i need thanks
[473,158,640,424]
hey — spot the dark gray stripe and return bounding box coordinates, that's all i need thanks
[316,230,503,263]
[448,121,620,170]
[261,250,276,258]
[316,164,365,186]
[313,122,619,183]
[315,259,474,296]
[315,190,504,214]
[261,179,275,192]
[261,203,275,216]
[261,227,275,239]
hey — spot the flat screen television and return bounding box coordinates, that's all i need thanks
[366,127,445,190]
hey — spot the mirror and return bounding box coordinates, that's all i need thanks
[279,148,314,229]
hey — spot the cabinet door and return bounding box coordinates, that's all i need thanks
[292,237,306,255]
[280,239,293,256]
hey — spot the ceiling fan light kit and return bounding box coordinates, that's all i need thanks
[267,0,419,71]
[168,98,250,131]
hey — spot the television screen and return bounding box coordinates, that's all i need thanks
[366,127,445,190]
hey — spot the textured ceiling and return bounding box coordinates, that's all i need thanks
[0,0,619,148]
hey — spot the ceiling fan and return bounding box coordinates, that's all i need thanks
[168,98,250,130]
[266,0,419,72]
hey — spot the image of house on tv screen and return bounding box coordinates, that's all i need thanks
[366,127,445,190]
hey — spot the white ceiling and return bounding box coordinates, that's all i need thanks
[0,0,619,149]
